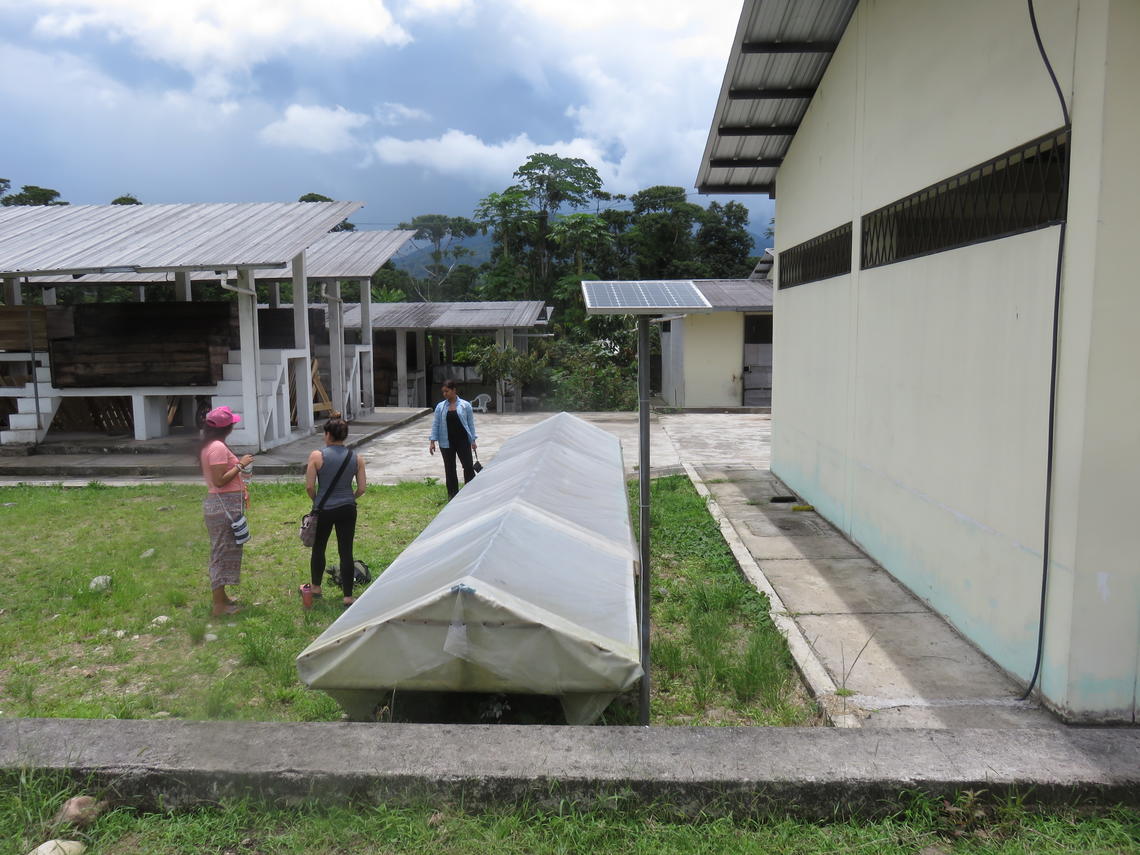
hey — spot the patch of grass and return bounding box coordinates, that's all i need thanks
[635,475,816,726]
[1,776,1137,855]
[1,475,810,727]
[0,480,443,723]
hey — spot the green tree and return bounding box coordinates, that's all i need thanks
[111,194,141,205]
[371,262,413,302]
[298,192,356,232]
[623,185,705,278]
[397,214,479,301]
[551,212,612,276]
[1,184,68,206]
[473,188,533,261]
[695,201,753,278]
[512,153,604,283]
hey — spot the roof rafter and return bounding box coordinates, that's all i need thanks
[741,40,838,53]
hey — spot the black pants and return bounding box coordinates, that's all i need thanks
[310,503,357,598]
[440,443,475,499]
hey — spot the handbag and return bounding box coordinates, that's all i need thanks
[215,494,251,546]
[472,448,483,473]
[300,449,354,547]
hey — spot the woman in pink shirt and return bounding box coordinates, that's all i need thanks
[199,406,254,616]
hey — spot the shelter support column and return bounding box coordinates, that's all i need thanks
[236,267,263,450]
[358,278,374,410]
[3,277,22,306]
[134,286,146,303]
[396,330,408,407]
[414,329,426,407]
[268,282,280,308]
[41,286,56,306]
[327,280,346,416]
[175,271,192,302]
[494,328,507,413]
[292,252,314,433]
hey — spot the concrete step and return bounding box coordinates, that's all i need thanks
[7,413,45,430]
[16,396,59,414]
[0,428,39,444]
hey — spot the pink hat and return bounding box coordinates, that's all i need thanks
[204,406,241,428]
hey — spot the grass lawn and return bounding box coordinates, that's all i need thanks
[0,475,814,725]
[3,775,1138,855]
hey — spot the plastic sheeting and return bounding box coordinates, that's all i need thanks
[296,411,643,725]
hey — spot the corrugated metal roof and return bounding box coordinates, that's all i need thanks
[694,278,773,311]
[695,0,859,197]
[0,201,363,277]
[266,229,416,279]
[341,301,549,330]
[27,228,414,286]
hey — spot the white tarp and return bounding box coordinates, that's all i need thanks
[296,411,643,724]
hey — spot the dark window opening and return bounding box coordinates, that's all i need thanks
[862,129,1069,269]
[778,222,852,289]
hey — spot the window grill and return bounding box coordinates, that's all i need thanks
[778,222,852,289]
[862,129,1069,269]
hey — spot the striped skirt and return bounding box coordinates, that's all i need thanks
[203,491,244,590]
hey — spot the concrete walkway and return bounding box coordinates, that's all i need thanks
[3,408,1135,814]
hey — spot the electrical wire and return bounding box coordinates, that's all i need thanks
[1020,0,1072,702]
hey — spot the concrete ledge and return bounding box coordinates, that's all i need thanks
[2,720,1137,818]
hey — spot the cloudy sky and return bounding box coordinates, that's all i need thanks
[0,0,772,236]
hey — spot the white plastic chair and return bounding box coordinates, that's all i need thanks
[472,393,491,414]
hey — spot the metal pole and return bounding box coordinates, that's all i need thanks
[637,315,651,726]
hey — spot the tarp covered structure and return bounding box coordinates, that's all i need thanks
[297,412,643,724]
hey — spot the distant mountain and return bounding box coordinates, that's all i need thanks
[390,226,772,276]
[390,231,494,275]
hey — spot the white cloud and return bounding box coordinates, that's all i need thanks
[14,0,411,96]
[373,129,609,188]
[367,0,741,195]
[397,0,474,22]
[375,101,431,126]
[260,104,370,153]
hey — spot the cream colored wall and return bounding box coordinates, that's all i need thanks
[680,312,743,408]
[660,322,685,407]
[1043,0,1140,719]
[772,0,1138,719]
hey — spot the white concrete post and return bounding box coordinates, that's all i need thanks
[4,277,22,306]
[414,329,426,407]
[175,271,192,302]
[494,327,507,413]
[41,286,57,306]
[396,329,408,407]
[292,252,314,433]
[327,280,346,416]
[358,278,374,409]
[268,282,280,308]
[135,285,146,302]
[236,267,263,450]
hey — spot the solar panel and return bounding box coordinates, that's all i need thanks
[582,280,713,315]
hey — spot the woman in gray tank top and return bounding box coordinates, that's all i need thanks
[301,413,367,606]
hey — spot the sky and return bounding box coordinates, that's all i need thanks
[0,0,774,238]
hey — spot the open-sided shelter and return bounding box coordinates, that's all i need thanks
[297,412,643,725]
[0,203,424,449]
[697,0,1139,722]
[341,300,552,411]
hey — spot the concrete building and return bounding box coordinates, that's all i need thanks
[698,0,1139,722]
[659,275,773,408]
